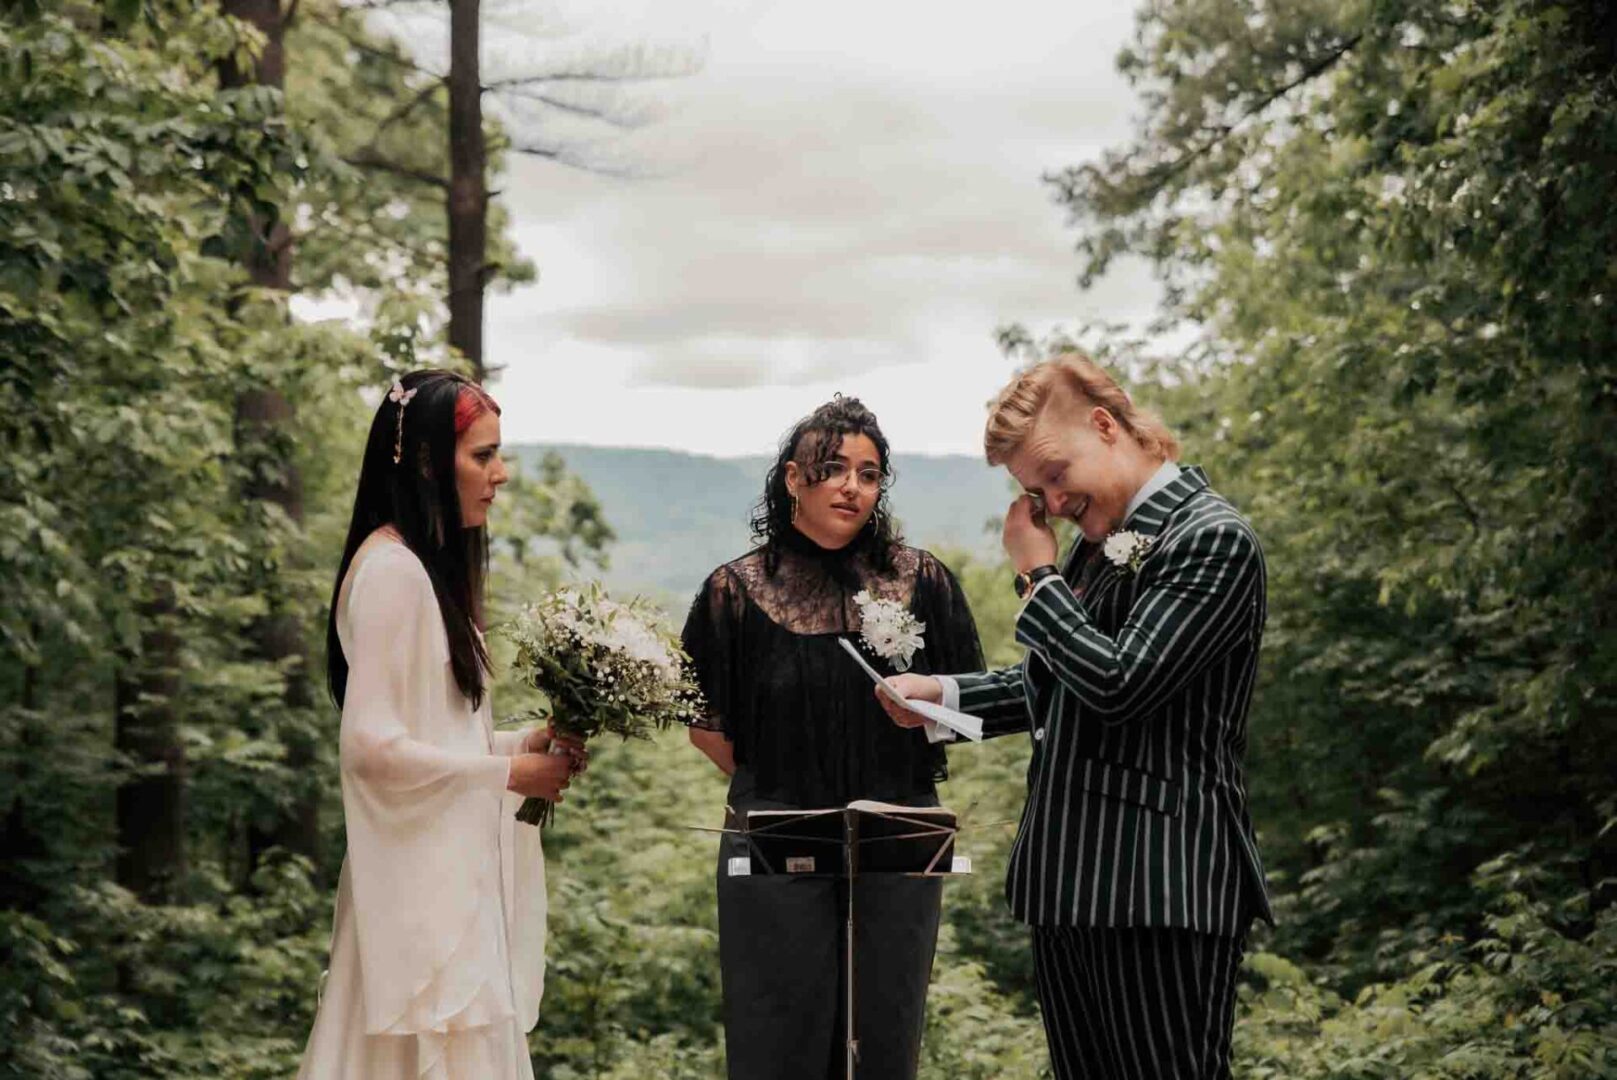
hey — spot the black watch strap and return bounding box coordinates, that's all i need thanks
[1014,563,1060,599]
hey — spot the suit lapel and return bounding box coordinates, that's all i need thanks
[1124,465,1208,544]
[1060,533,1090,587]
[1081,466,1209,619]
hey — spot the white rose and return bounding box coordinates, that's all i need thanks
[1102,530,1153,571]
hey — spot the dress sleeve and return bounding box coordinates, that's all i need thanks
[680,566,742,737]
[914,551,986,676]
[492,729,528,755]
[337,547,531,1043]
[340,558,511,794]
[914,551,1030,738]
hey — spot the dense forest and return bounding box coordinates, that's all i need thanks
[3,0,1614,1077]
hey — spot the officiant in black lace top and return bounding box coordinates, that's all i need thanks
[681,396,983,1080]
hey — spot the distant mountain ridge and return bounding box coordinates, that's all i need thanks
[509,443,1010,602]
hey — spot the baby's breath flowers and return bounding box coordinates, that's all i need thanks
[502,585,705,826]
[853,589,926,672]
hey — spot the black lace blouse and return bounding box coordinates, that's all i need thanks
[680,530,984,807]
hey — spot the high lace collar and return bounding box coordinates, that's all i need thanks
[776,523,860,559]
[772,524,873,589]
[735,530,918,636]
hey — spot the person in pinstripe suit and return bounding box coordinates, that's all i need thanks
[881,354,1270,1079]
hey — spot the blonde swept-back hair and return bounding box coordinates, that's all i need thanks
[983,353,1182,466]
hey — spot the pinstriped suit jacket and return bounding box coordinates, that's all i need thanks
[954,466,1271,937]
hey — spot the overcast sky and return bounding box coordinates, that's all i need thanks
[354,0,1154,457]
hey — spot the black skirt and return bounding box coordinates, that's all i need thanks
[716,768,943,1080]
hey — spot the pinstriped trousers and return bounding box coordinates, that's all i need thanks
[1031,926,1246,1080]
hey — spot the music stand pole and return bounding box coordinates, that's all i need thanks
[845,814,856,1080]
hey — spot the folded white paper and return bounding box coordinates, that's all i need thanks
[845,798,955,816]
[837,637,984,742]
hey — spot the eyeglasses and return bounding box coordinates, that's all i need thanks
[810,461,886,491]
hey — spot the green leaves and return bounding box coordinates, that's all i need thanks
[1236,898,1617,1078]
[5,0,1613,1071]
[0,0,653,1073]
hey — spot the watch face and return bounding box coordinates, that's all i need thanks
[1014,572,1030,599]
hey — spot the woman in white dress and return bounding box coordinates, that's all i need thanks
[298,370,582,1080]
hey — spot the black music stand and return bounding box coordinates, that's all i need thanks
[729,801,968,1079]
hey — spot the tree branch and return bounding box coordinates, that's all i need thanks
[1134,33,1364,196]
[1442,472,1484,535]
[367,78,445,146]
[338,0,436,11]
[343,148,448,189]
[493,84,650,129]
[508,143,563,161]
[508,142,644,178]
[316,16,446,81]
[484,69,690,88]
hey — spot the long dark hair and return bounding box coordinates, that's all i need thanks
[750,394,902,574]
[327,369,496,710]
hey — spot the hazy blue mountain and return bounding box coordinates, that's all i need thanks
[509,444,1011,603]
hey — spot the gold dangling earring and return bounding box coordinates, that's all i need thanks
[790,493,800,523]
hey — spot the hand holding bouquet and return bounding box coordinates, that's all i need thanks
[501,584,706,826]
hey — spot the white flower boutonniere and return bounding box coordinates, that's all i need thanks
[1102,530,1154,576]
[853,589,926,672]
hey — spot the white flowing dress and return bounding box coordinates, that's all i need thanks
[297,540,548,1080]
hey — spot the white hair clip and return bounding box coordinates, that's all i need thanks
[388,378,419,464]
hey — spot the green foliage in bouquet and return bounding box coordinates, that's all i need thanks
[501,585,707,826]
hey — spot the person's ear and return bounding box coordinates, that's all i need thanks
[1090,406,1118,444]
[784,460,801,497]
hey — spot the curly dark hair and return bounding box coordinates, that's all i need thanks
[750,395,902,574]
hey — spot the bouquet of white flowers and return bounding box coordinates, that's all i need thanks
[501,584,706,826]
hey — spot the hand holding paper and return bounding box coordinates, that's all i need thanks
[838,638,983,741]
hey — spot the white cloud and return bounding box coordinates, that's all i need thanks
[386,0,1157,455]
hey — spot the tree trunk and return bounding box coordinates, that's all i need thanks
[220,0,320,868]
[447,0,488,378]
[219,0,291,290]
[236,390,320,866]
[114,586,187,904]
[0,629,48,912]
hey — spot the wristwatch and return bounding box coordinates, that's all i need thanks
[1013,563,1060,600]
